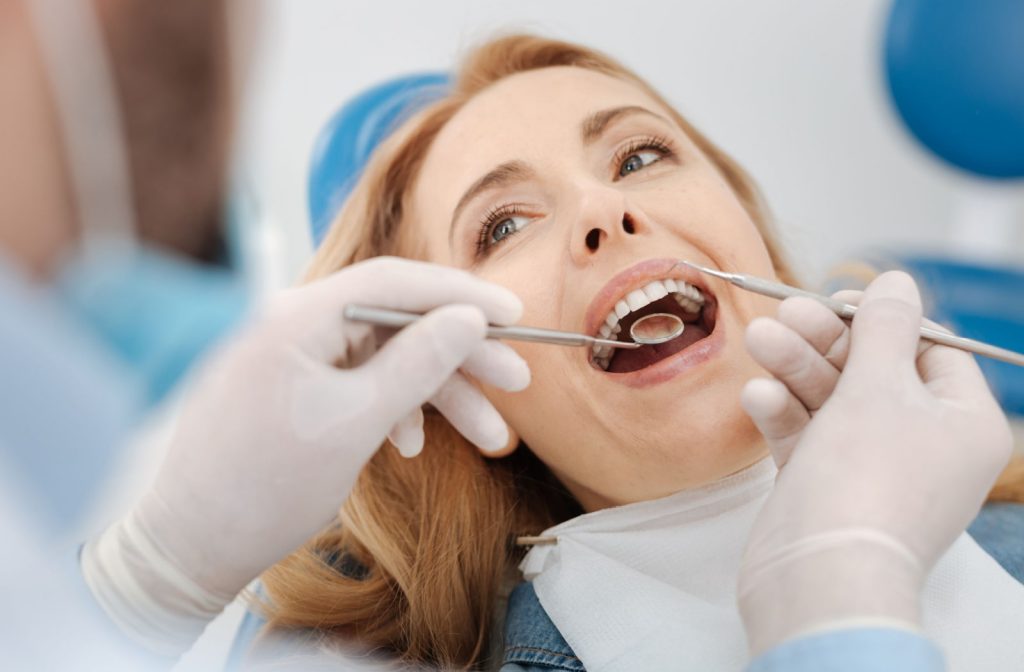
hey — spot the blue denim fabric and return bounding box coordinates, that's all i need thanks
[967,502,1024,582]
[500,582,583,671]
[500,503,1024,671]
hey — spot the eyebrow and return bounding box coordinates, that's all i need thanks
[449,160,536,243]
[580,105,671,145]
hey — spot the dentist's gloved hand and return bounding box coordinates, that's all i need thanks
[737,271,1012,654]
[81,257,529,655]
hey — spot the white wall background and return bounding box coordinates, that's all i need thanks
[238,0,1023,289]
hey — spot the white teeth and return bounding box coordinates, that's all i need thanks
[675,295,702,314]
[642,281,668,302]
[591,277,708,371]
[625,290,648,311]
[680,283,704,303]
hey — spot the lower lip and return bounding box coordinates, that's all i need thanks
[595,313,726,388]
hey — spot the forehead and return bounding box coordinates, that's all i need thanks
[416,67,672,206]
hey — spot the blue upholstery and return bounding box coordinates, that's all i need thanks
[307,73,450,247]
[896,255,1024,416]
[883,0,1024,178]
[967,503,1024,583]
[827,254,1024,417]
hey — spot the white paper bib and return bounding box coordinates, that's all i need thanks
[520,458,1024,671]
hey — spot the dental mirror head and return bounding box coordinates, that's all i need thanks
[629,312,685,345]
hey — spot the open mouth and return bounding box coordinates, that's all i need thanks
[590,275,719,373]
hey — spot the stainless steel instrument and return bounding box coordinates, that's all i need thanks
[679,261,1024,367]
[342,304,641,350]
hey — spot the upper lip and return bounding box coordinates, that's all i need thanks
[583,257,717,338]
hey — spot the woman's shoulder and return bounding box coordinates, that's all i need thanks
[968,502,1024,583]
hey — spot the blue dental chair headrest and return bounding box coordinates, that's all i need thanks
[883,0,1024,178]
[307,72,451,247]
[880,1,1024,413]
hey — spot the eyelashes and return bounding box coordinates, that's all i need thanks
[473,135,678,258]
[611,134,674,178]
[476,203,529,255]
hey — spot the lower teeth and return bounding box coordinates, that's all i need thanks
[592,291,705,371]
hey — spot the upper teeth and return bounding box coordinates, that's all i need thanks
[592,278,705,370]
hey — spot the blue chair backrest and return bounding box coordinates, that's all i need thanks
[883,0,1024,178]
[829,255,1024,417]
[307,73,451,247]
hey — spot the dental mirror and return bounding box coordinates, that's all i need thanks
[629,312,685,345]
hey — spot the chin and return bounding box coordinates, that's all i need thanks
[605,352,768,496]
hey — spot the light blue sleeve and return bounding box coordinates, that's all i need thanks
[746,628,945,672]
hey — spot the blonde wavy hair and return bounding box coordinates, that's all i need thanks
[259,33,1024,670]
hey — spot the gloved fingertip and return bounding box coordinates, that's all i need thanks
[863,270,921,306]
[847,272,924,369]
[393,429,425,458]
[428,304,489,354]
[744,318,785,358]
[476,423,510,455]
[492,353,531,392]
[439,303,489,332]
[739,379,765,415]
[399,440,424,459]
[462,341,532,392]
[509,364,531,392]
[740,378,786,418]
[388,410,426,458]
[745,317,782,341]
[492,290,524,326]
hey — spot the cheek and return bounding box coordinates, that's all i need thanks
[475,231,569,326]
[652,174,780,321]
[708,189,775,277]
[480,340,581,461]
[713,222,779,325]
[420,221,456,265]
[471,246,577,430]
[659,172,776,273]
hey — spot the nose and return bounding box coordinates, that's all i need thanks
[568,185,639,264]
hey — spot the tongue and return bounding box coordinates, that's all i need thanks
[607,322,710,373]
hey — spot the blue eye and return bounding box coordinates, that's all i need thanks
[488,214,530,244]
[477,206,532,255]
[618,149,663,177]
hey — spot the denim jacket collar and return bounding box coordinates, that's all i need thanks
[502,581,583,671]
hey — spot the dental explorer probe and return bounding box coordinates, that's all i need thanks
[678,261,1024,368]
[343,305,641,350]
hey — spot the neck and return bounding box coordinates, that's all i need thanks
[556,442,772,513]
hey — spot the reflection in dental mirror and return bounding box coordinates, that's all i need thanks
[629,312,685,345]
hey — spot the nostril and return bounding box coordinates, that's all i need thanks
[622,214,636,234]
[585,228,602,251]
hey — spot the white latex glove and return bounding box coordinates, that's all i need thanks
[81,257,530,655]
[737,271,1013,654]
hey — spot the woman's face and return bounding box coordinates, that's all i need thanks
[412,67,778,509]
